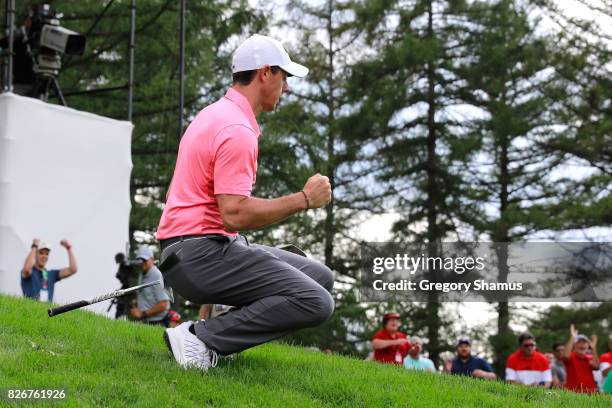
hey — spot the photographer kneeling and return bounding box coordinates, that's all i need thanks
[130,246,170,326]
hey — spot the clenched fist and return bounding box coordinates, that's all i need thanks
[60,239,72,250]
[302,173,332,209]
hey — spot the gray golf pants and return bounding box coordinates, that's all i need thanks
[159,235,335,355]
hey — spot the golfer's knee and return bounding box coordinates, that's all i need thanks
[311,262,335,292]
[303,289,334,326]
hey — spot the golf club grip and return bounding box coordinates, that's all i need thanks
[48,300,90,317]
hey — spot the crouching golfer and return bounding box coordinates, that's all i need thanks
[157,34,334,372]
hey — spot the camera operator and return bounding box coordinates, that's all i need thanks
[1,4,85,101]
[130,246,170,326]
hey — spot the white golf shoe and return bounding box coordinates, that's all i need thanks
[163,321,218,372]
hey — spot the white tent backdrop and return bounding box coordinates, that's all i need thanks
[0,93,133,316]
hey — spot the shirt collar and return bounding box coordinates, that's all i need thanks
[224,88,260,137]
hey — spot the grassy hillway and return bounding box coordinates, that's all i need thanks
[0,295,610,407]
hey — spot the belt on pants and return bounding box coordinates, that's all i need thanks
[159,234,248,254]
[159,234,230,251]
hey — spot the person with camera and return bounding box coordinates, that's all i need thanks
[158,34,334,372]
[21,238,78,302]
[0,4,85,102]
[130,246,170,326]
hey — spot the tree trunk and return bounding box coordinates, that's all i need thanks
[425,0,441,368]
[494,128,511,378]
[324,0,335,268]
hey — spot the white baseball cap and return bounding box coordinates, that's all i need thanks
[38,242,51,251]
[232,34,309,78]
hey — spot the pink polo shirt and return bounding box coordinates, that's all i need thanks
[156,88,260,239]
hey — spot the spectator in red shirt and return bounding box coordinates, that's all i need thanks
[505,332,552,387]
[563,324,600,393]
[371,313,411,365]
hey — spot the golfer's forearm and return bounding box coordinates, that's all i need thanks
[222,193,307,231]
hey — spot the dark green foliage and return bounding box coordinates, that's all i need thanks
[529,1,612,231]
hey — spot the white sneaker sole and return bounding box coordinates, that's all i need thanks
[163,328,186,368]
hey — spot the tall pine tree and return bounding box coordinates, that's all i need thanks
[346,0,478,365]
[456,0,583,375]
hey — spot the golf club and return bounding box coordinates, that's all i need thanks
[48,252,180,317]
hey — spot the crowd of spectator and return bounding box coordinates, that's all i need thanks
[17,240,612,395]
[371,313,612,395]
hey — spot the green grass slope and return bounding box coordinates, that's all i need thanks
[1,295,610,408]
